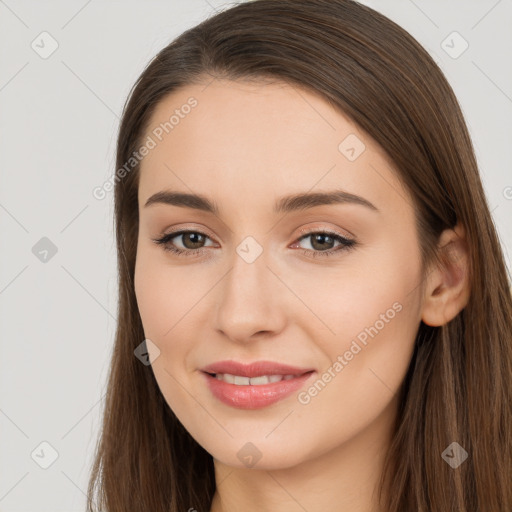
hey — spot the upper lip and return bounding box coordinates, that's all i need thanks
[201,360,315,378]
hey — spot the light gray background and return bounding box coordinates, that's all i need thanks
[0,0,511,510]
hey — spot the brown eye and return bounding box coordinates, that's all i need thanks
[308,233,337,251]
[292,230,357,258]
[152,230,215,256]
[152,228,357,259]
[178,232,207,250]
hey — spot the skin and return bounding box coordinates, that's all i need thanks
[134,78,470,512]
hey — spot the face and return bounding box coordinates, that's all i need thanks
[134,78,425,470]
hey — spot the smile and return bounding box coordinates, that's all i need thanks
[201,370,315,409]
[212,373,300,385]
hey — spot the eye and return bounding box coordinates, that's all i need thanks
[152,228,357,259]
[291,228,357,258]
[152,230,216,257]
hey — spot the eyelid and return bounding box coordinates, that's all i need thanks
[160,224,218,241]
[299,224,359,244]
[296,225,354,240]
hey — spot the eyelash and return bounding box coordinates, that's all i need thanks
[152,228,357,259]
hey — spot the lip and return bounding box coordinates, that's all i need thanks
[200,360,316,410]
[200,360,314,378]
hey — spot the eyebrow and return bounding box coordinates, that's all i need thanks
[144,189,378,214]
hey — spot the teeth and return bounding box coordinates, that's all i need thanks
[214,373,299,385]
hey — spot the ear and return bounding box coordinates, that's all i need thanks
[421,222,471,327]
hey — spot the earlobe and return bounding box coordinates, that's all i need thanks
[421,223,471,327]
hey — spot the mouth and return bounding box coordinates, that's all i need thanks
[200,366,316,409]
[200,359,315,378]
[204,371,312,385]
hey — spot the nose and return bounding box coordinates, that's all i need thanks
[213,247,287,343]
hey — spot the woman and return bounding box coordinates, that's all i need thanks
[87,0,512,510]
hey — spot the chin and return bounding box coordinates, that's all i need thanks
[208,440,311,471]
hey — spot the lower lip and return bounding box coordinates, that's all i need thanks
[202,371,315,410]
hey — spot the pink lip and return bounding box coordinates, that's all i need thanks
[200,360,315,410]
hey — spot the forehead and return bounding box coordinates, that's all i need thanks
[137,78,411,217]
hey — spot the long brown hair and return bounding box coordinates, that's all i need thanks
[87,1,512,510]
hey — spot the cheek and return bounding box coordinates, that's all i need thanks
[302,251,422,415]
[291,237,421,379]
[134,250,217,399]
[134,253,199,412]
[134,251,200,341]
[285,240,421,344]
[291,287,420,457]
[134,256,168,337]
